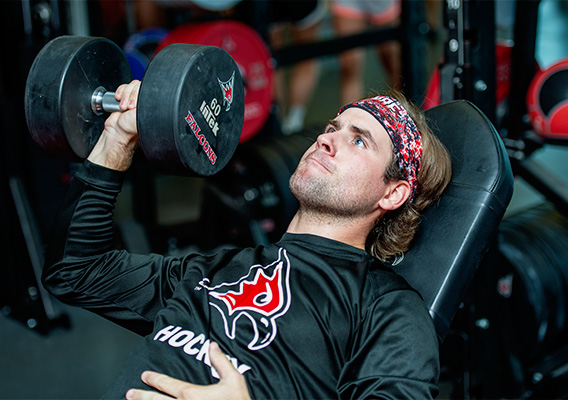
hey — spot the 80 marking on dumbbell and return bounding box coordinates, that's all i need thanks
[24,35,245,176]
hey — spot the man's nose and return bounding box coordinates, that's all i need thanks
[316,131,337,156]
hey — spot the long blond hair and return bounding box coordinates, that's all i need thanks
[366,90,452,261]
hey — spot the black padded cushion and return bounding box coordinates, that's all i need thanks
[394,100,514,341]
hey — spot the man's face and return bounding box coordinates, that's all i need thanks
[290,107,396,218]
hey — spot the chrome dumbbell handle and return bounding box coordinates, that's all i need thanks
[91,86,122,115]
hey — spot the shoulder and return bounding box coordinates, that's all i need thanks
[366,259,421,300]
[362,260,435,341]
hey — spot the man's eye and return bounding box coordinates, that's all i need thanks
[354,137,366,147]
[325,126,336,133]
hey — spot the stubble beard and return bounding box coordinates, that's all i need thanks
[289,167,376,220]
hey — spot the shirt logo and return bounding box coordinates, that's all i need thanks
[199,248,292,350]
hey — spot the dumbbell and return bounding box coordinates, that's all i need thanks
[24,35,244,176]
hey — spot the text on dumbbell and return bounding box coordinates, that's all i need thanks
[199,98,221,136]
[186,110,217,165]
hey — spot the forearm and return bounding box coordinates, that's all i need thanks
[44,159,125,265]
[42,160,127,306]
[87,128,137,171]
[43,80,139,291]
[42,160,186,334]
[42,161,150,333]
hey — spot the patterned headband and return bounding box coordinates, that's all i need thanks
[338,95,423,201]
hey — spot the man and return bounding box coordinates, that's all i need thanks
[42,80,451,399]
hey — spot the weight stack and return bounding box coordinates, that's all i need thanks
[469,205,568,399]
[198,132,315,249]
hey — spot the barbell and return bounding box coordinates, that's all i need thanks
[24,35,245,176]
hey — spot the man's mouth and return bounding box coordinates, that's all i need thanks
[306,154,333,173]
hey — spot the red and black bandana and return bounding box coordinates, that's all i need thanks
[338,95,423,201]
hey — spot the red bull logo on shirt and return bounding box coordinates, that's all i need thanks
[199,248,292,351]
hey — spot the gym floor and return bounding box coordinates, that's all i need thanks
[2,22,568,400]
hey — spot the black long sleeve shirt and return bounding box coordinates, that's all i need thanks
[42,160,439,399]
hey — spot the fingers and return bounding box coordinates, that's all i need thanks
[209,341,236,380]
[125,371,195,399]
[110,81,140,139]
[209,342,251,400]
[125,343,250,400]
[142,371,193,398]
[125,388,170,400]
[116,80,141,111]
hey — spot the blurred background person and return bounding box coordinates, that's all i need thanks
[330,0,402,104]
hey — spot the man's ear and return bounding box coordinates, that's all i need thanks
[378,180,411,211]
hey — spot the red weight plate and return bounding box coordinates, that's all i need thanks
[549,105,568,135]
[423,66,440,110]
[157,21,273,143]
[527,58,568,139]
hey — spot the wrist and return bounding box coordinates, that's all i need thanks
[87,129,138,171]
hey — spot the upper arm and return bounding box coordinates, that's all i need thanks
[43,249,191,335]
